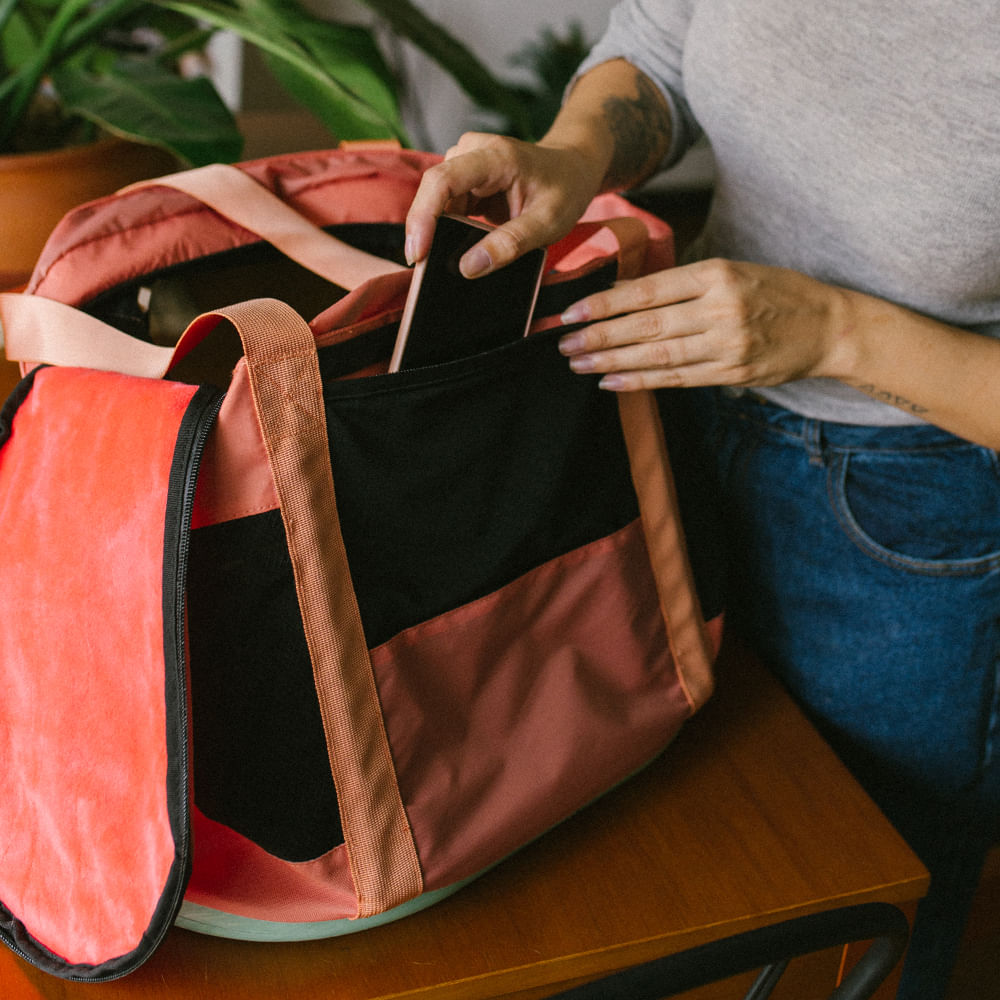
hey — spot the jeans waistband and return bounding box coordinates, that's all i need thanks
[715,388,986,455]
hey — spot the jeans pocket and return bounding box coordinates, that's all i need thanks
[829,444,1000,575]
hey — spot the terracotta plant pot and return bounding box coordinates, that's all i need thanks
[0,136,177,290]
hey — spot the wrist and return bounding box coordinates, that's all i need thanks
[825,286,929,409]
[538,118,614,200]
[819,285,869,382]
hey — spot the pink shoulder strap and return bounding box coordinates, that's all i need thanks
[127,164,406,291]
[1,163,409,376]
[0,294,174,378]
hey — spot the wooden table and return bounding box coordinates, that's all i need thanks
[0,347,24,402]
[0,644,928,1000]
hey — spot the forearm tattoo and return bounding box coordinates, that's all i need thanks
[601,73,672,190]
[855,383,930,415]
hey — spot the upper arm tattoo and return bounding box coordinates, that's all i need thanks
[601,72,672,190]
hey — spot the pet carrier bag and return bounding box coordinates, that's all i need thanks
[0,146,721,981]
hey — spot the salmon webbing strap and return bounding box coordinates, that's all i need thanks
[210,298,423,917]
[616,390,715,711]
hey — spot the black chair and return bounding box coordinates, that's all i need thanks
[548,901,909,1000]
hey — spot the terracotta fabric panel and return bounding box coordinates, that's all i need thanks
[0,369,197,964]
[27,148,438,305]
[580,192,675,274]
[190,360,279,528]
[185,809,357,922]
[551,216,658,279]
[370,521,694,892]
[311,270,410,345]
[242,147,434,229]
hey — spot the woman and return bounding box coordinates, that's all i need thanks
[405,1,999,996]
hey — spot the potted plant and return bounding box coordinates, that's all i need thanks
[0,0,539,288]
[0,0,402,286]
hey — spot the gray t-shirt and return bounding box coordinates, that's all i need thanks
[579,0,1000,425]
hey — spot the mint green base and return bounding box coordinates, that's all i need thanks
[174,874,479,942]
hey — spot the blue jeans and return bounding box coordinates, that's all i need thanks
[668,388,1000,1000]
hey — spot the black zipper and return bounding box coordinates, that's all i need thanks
[142,384,226,978]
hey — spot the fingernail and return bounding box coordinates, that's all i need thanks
[460,246,492,278]
[569,354,596,373]
[558,332,585,355]
[599,374,626,391]
[560,302,590,325]
[404,234,416,266]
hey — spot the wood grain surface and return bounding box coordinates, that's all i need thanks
[0,629,927,1000]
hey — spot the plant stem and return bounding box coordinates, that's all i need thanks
[0,0,90,148]
[59,0,147,53]
[0,0,143,150]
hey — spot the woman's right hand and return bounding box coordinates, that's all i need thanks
[404,132,607,278]
[405,60,672,279]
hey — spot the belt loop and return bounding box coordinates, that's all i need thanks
[803,418,826,466]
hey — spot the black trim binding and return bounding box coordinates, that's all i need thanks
[0,365,44,444]
[148,383,225,971]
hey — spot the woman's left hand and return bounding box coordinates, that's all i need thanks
[557,258,856,391]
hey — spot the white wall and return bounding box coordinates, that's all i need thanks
[381,0,617,152]
[227,1,713,187]
[360,0,713,188]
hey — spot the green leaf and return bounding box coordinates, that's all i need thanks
[1,7,33,72]
[262,19,405,142]
[51,57,243,165]
[162,0,408,142]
